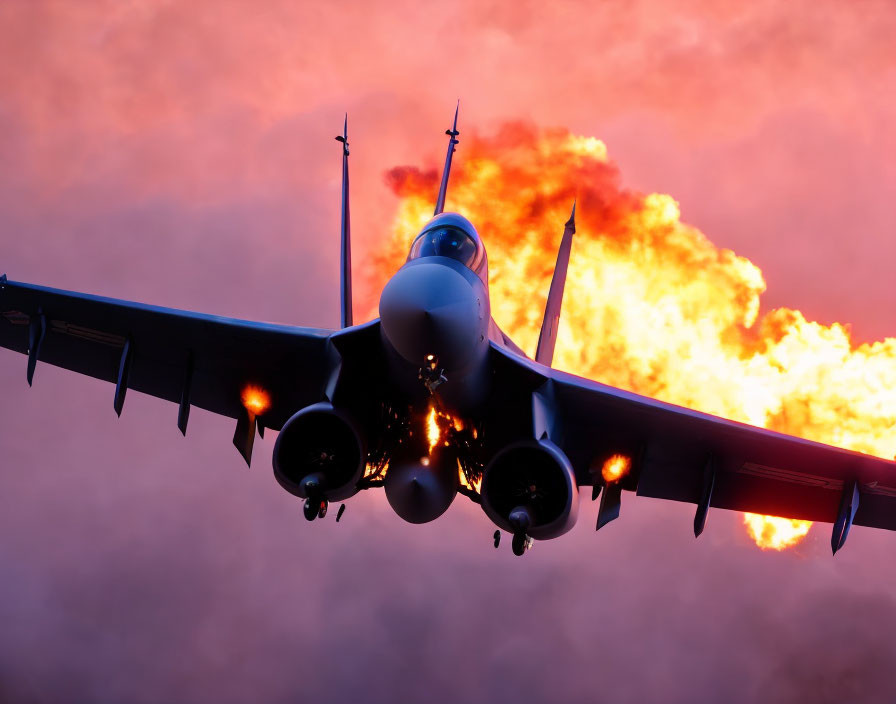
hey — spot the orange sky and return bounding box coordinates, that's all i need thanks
[1,1,894,339]
[1,2,896,701]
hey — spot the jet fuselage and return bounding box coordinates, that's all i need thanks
[379,212,493,412]
[375,212,501,523]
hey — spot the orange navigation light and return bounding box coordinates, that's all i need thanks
[241,385,270,415]
[601,454,631,483]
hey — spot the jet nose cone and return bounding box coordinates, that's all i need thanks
[379,262,485,371]
[384,458,458,524]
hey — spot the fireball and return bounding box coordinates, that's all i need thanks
[601,454,631,483]
[368,122,896,551]
[743,514,812,551]
[241,385,270,415]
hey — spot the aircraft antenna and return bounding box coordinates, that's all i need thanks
[535,200,576,367]
[336,114,352,328]
[434,101,460,215]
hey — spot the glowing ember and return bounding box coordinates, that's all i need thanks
[364,461,388,479]
[458,462,483,494]
[241,385,270,415]
[426,405,440,453]
[368,122,896,551]
[601,454,631,483]
[743,514,812,551]
[425,404,464,454]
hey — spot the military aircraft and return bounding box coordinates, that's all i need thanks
[2,107,894,557]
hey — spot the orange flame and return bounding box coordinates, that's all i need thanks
[601,454,631,483]
[368,122,896,551]
[426,405,440,453]
[458,461,483,494]
[241,385,270,415]
[743,514,812,551]
[426,403,465,455]
[364,461,388,479]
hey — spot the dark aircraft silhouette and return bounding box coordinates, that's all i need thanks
[2,107,894,556]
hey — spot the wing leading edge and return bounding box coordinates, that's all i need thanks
[0,277,334,440]
[492,343,896,551]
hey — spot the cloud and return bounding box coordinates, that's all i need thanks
[1,1,896,701]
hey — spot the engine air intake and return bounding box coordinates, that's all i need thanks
[272,402,365,502]
[481,439,579,540]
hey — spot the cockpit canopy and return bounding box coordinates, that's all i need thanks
[409,225,477,264]
[407,213,487,279]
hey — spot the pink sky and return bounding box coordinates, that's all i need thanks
[1,2,896,701]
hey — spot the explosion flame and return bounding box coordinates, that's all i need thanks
[602,454,632,484]
[241,385,270,415]
[366,122,896,550]
[743,513,813,551]
[458,462,483,494]
[425,403,464,455]
[426,405,441,454]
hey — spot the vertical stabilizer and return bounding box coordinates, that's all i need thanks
[336,115,352,328]
[434,101,460,215]
[535,201,576,367]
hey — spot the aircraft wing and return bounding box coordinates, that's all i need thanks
[0,277,333,436]
[493,344,896,548]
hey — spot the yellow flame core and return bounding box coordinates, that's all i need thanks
[426,405,440,453]
[370,123,896,552]
[743,514,812,550]
[241,385,270,415]
[426,404,465,454]
[601,454,631,483]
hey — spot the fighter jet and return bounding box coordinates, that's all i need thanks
[2,107,893,557]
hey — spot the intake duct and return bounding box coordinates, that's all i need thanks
[480,439,579,540]
[272,402,366,502]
